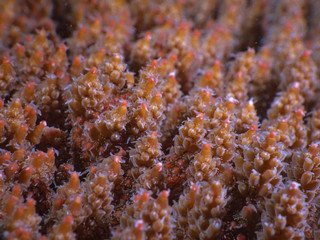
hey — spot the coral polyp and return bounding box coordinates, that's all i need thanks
[1,0,320,239]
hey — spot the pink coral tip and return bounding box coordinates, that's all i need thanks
[289,181,300,190]
[2,152,11,161]
[90,67,98,74]
[141,191,150,202]
[149,77,156,84]
[141,102,148,110]
[190,183,198,192]
[237,71,243,79]
[203,143,211,150]
[196,113,204,119]
[121,100,128,107]
[160,190,169,198]
[250,124,257,131]
[12,185,21,195]
[27,198,35,207]
[2,57,10,64]
[303,49,311,59]
[135,220,144,230]
[204,71,212,78]
[296,109,304,117]
[114,156,121,163]
[268,131,275,138]
[47,149,54,157]
[40,121,47,127]
[64,215,73,224]
[155,163,163,171]
[145,32,152,40]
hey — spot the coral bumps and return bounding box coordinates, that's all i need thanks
[0,0,320,239]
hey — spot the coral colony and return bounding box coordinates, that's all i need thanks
[1,0,320,239]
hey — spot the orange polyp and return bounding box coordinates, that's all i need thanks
[70,172,80,188]
[58,43,67,52]
[237,71,243,79]
[161,190,169,198]
[13,149,24,162]
[149,77,156,85]
[72,196,82,213]
[151,60,158,67]
[12,185,21,196]
[40,121,47,128]
[37,151,45,160]
[250,124,257,131]
[2,152,11,162]
[27,198,35,207]
[2,57,10,64]
[90,166,97,174]
[30,108,37,116]
[196,113,204,119]
[214,59,221,66]
[79,25,87,34]
[64,215,73,224]
[121,100,128,107]
[26,34,32,42]
[190,183,198,192]
[254,135,260,141]
[47,149,54,158]
[302,49,311,59]
[269,131,276,138]
[135,220,144,230]
[48,59,56,68]
[85,142,93,151]
[145,32,152,40]
[202,89,211,98]
[6,196,18,214]
[204,71,213,79]
[15,44,25,54]
[155,163,163,171]
[114,156,121,163]
[16,227,24,236]
[7,163,19,176]
[141,103,148,110]
[14,206,25,222]
[24,105,31,114]
[90,67,98,74]
[0,120,4,133]
[141,191,150,202]
[73,56,81,65]
[194,29,201,37]
[125,179,131,186]
[24,166,33,176]
[134,195,141,202]
[203,143,211,150]
[188,50,195,58]
[36,51,44,59]
[258,60,269,70]
[296,109,304,117]
[54,197,64,208]
[177,159,184,167]
[172,167,180,175]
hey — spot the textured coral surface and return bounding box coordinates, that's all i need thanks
[1,0,320,239]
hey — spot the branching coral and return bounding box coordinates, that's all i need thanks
[0,0,320,239]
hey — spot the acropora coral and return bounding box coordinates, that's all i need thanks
[0,0,320,239]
